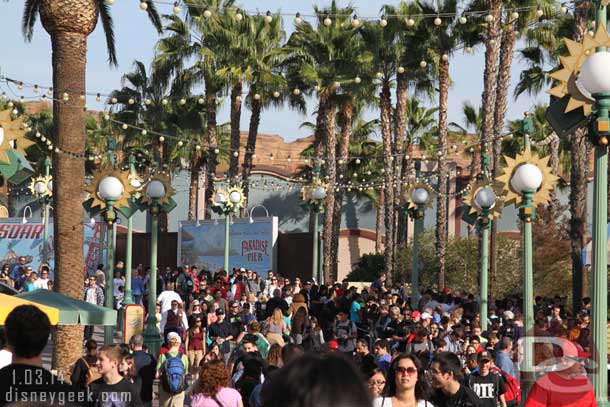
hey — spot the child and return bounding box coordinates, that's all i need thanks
[90,345,141,406]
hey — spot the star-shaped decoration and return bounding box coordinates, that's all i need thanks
[548,25,610,116]
[28,175,53,198]
[140,174,175,206]
[462,177,504,220]
[0,109,35,164]
[84,168,137,211]
[404,182,434,211]
[495,147,559,208]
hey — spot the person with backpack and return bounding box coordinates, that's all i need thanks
[156,331,189,407]
[332,309,357,357]
[70,339,101,390]
[465,350,507,407]
[176,267,195,305]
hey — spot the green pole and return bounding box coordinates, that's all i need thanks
[224,213,231,271]
[104,204,116,345]
[123,215,134,305]
[312,210,320,283]
[42,157,51,264]
[411,208,423,309]
[591,3,609,404]
[519,189,535,392]
[143,202,161,355]
[479,211,490,332]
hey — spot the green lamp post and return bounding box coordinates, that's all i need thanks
[473,186,497,332]
[407,186,429,309]
[140,175,177,355]
[29,157,53,263]
[211,186,245,272]
[123,156,143,306]
[300,163,328,284]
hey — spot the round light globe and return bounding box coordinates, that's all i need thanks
[215,192,227,204]
[474,186,497,209]
[34,181,46,194]
[146,180,166,199]
[411,187,429,205]
[577,51,610,95]
[98,176,124,201]
[229,191,242,204]
[313,187,327,200]
[48,180,53,192]
[130,178,142,188]
[511,163,543,194]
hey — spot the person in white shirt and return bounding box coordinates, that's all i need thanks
[157,281,188,332]
[112,271,124,309]
[34,266,50,290]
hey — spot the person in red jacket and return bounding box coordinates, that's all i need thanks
[525,356,597,407]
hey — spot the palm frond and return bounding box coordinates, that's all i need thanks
[97,0,118,66]
[21,0,42,42]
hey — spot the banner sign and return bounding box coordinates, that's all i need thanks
[178,217,278,275]
[0,219,106,277]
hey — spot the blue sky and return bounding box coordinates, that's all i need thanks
[0,0,545,142]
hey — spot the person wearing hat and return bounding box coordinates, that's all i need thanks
[209,307,235,360]
[465,350,506,407]
[156,332,189,407]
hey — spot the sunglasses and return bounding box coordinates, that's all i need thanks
[395,366,417,376]
[369,380,386,387]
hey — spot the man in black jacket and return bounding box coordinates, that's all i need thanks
[430,352,482,407]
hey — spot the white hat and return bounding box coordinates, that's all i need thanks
[503,310,515,320]
[167,331,181,344]
[421,312,433,320]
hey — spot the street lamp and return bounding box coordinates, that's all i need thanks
[473,186,496,332]
[407,182,430,309]
[28,158,53,263]
[123,157,143,306]
[211,186,245,272]
[97,174,124,345]
[21,205,32,225]
[248,205,270,223]
[140,175,176,355]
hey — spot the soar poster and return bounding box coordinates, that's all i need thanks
[0,219,106,275]
[178,217,278,275]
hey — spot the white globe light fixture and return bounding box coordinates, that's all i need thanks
[510,163,543,194]
[130,178,142,189]
[215,192,227,204]
[146,180,166,199]
[98,176,124,201]
[577,52,610,97]
[313,187,327,200]
[411,188,429,205]
[229,190,242,204]
[34,181,46,195]
[474,186,497,209]
[48,180,53,192]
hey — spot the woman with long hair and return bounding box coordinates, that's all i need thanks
[184,316,206,377]
[267,344,283,368]
[367,368,387,398]
[265,308,287,347]
[374,353,432,407]
[191,359,243,407]
[119,354,142,396]
[290,307,308,345]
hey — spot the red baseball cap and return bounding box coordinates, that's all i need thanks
[328,340,339,350]
[443,287,451,294]
[412,311,421,318]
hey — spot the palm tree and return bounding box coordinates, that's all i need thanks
[284,1,360,282]
[415,0,462,289]
[21,0,161,374]
[154,0,235,218]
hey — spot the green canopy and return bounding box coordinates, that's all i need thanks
[17,290,117,325]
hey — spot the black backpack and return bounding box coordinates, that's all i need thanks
[182,274,194,293]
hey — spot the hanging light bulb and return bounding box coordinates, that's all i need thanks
[253,93,261,100]
[33,85,39,93]
[214,148,220,154]
[434,16,442,26]
[511,11,519,20]
[106,0,115,4]
[141,129,147,135]
[173,1,180,15]
[235,8,243,21]
[380,16,388,27]
[122,123,128,130]
[485,14,494,22]
[233,151,239,157]
[560,5,568,14]
[314,84,321,92]
[333,81,341,89]
[203,7,212,18]
[111,97,118,104]
[323,15,332,26]
[128,98,135,105]
[351,14,360,28]
[264,10,273,24]
[178,140,184,147]
[159,136,165,142]
[536,8,544,17]
[459,16,467,24]
[294,12,302,24]
[162,98,168,105]
[397,66,405,74]
[179,98,186,105]
[465,46,473,54]
[104,114,110,120]
[293,88,301,96]
[273,91,280,98]
[195,145,201,151]
[140,1,148,11]
[442,54,449,61]
[419,60,427,68]
[354,76,362,84]
[406,17,415,27]
[95,93,101,102]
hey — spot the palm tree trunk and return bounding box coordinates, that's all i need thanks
[548,135,561,216]
[376,189,385,254]
[380,82,395,280]
[332,100,354,279]
[205,91,218,214]
[570,2,590,310]
[436,59,450,290]
[188,157,199,221]
[320,93,337,282]
[394,74,408,253]
[228,82,243,182]
[241,98,262,217]
[479,0,502,171]
[50,30,87,378]
[490,20,515,295]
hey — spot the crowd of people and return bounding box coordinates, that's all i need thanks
[0,262,602,407]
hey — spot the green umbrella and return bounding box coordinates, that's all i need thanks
[17,290,117,325]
